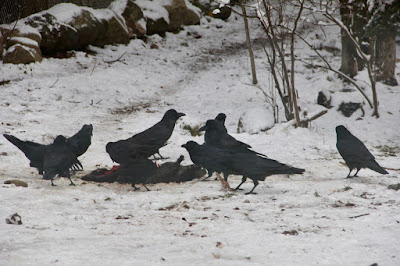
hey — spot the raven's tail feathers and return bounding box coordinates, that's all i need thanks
[3,134,28,154]
[366,159,388,175]
[288,166,305,175]
[279,165,305,175]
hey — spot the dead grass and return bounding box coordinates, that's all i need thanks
[110,102,151,115]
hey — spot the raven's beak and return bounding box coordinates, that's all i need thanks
[198,125,206,132]
[178,112,186,118]
[181,144,186,148]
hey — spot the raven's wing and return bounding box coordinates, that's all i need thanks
[130,122,173,146]
[67,124,93,157]
[337,134,375,163]
[107,140,164,164]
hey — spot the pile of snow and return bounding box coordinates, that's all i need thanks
[238,106,275,134]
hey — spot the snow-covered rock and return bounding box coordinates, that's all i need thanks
[238,106,275,134]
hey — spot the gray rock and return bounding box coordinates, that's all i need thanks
[3,44,42,64]
[146,17,169,36]
[68,9,104,47]
[4,179,28,187]
[25,13,80,54]
[164,0,200,32]
[338,102,362,117]
[122,0,146,38]
[94,12,130,47]
[189,0,231,20]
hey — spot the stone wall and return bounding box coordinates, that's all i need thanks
[0,0,114,24]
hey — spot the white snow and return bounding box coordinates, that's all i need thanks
[135,0,170,23]
[238,106,275,134]
[9,36,39,47]
[46,3,90,23]
[0,7,399,266]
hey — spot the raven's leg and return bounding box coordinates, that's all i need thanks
[68,177,76,186]
[353,168,360,177]
[223,173,229,182]
[157,152,165,159]
[51,179,57,186]
[345,169,353,178]
[151,154,163,160]
[131,184,140,191]
[245,180,259,195]
[142,183,151,191]
[234,176,247,191]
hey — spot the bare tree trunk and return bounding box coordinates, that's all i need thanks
[290,0,304,127]
[375,33,398,86]
[241,2,258,85]
[368,39,379,118]
[339,0,358,77]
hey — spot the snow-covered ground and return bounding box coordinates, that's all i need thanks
[1,9,400,265]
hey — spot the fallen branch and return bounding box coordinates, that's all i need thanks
[103,52,127,64]
[349,213,370,219]
[284,109,328,129]
[299,109,328,127]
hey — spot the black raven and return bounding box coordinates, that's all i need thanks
[198,119,250,149]
[182,141,304,194]
[108,158,158,190]
[3,125,91,174]
[336,125,388,177]
[3,134,47,174]
[43,135,80,186]
[215,113,227,125]
[198,117,267,182]
[106,109,185,164]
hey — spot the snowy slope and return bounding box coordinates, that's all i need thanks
[0,10,399,265]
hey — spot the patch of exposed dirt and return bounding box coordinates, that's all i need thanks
[110,102,151,115]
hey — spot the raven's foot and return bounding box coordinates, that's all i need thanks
[69,183,76,186]
[345,176,353,179]
[132,185,140,191]
[51,183,57,187]
[245,191,257,195]
[233,188,244,191]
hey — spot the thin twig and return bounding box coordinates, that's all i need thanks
[103,52,127,63]
[4,6,20,48]
[90,58,97,75]
[349,213,370,219]
[49,78,58,88]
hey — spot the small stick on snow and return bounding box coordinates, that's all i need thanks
[49,78,58,88]
[103,52,127,64]
[349,213,370,219]
[216,173,232,192]
[90,58,97,75]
